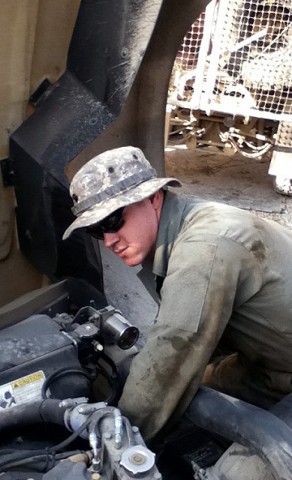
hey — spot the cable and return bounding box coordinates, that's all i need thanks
[0,412,93,472]
[0,450,81,472]
[41,368,92,399]
[0,449,48,470]
[52,414,93,452]
[94,351,123,405]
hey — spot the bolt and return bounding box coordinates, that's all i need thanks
[113,454,121,463]
[93,340,104,352]
[91,458,101,473]
[132,426,139,433]
[104,432,112,440]
[121,47,128,58]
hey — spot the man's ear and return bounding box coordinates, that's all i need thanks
[149,189,164,211]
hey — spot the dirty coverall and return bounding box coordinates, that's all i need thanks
[118,192,292,441]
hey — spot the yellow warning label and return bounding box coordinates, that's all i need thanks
[0,371,45,409]
[12,371,45,389]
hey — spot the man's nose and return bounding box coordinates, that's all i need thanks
[103,232,120,248]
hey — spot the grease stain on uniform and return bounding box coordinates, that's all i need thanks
[250,240,266,261]
[171,335,188,351]
[153,362,182,388]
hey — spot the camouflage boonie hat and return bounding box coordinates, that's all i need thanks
[63,146,181,240]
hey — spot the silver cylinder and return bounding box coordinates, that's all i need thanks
[103,312,139,349]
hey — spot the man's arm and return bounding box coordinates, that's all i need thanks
[118,236,262,440]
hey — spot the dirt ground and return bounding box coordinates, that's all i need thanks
[165,145,292,229]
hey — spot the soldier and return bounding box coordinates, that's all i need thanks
[63,146,292,441]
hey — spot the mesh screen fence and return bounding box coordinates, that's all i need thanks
[170,0,292,120]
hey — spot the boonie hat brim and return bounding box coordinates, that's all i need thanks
[63,176,181,240]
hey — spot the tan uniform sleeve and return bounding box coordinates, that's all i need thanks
[118,236,262,440]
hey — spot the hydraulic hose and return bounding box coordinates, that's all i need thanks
[184,386,292,480]
[0,399,67,434]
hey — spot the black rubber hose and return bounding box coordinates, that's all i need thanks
[184,386,292,480]
[0,399,67,434]
[39,399,70,425]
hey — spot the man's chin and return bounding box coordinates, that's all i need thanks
[123,257,141,267]
[121,253,144,267]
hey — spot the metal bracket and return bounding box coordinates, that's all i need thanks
[0,158,15,186]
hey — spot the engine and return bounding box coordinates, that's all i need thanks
[0,305,139,405]
[0,298,161,480]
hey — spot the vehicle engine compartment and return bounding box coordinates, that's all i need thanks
[0,279,158,479]
[0,279,292,480]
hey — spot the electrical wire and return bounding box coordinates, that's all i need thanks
[41,367,92,399]
[0,412,93,472]
[52,414,93,452]
[0,450,81,472]
[95,351,123,405]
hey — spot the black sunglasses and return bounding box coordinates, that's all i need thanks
[87,207,125,240]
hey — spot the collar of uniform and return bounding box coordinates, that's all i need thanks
[152,191,188,278]
[137,259,160,304]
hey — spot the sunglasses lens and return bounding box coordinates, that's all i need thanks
[87,207,124,240]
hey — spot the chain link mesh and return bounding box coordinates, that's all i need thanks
[169,0,292,120]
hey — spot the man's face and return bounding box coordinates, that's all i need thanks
[102,192,163,267]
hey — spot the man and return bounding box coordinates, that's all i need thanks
[63,146,292,441]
